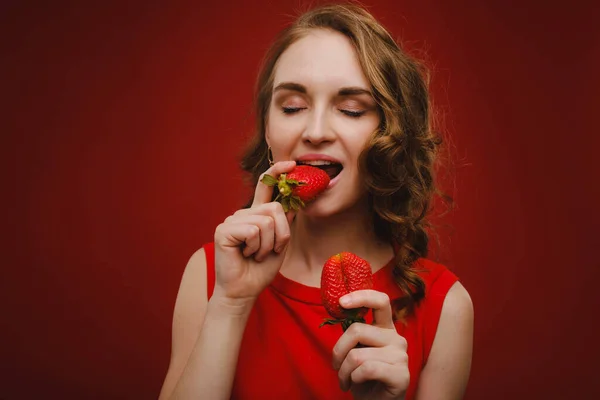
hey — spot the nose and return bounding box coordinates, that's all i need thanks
[302,107,335,145]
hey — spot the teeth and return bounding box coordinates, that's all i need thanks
[297,160,336,166]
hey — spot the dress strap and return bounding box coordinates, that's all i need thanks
[202,242,216,299]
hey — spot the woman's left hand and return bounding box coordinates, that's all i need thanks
[331,290,409,400]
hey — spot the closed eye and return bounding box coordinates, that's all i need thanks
[282,107,306,114]
[282,107,366,117]
[340,109,366,118]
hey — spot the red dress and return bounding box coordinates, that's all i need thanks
[202,242,458,400]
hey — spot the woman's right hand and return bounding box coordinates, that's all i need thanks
[213,160,297,307]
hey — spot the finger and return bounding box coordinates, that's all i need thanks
[350,360,409,395]
[339,289,394,329]
[332,323,397,369]
[252,161,296,207]
[250,215,275,262]
[231,203,291,254]
[337,346,405,391]
[224,216,273,259]
[216,223,260,256]
[271,204,292,253]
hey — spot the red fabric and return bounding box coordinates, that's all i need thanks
[204,242,216,299]
[202,242,458,400]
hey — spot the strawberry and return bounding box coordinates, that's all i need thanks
[319,252,374,331]
[260,165,330,212]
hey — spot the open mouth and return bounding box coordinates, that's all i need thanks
[296,160,343,180]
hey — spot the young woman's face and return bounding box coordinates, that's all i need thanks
[266,29,380,217]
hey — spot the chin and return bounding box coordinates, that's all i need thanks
[300,192,361,219]
[300,202,336,219]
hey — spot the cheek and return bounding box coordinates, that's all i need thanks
[266,112,296,154]
[267,111,303,144]
[338,115,379,146]
[344,128,376,163]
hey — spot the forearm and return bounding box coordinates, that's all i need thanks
[169,294,253,400]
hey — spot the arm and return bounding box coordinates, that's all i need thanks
[158,249,208,400]
[159,161,296,399]
[159,162,297,399]
[415,282,474,400]
[158,249,253,400]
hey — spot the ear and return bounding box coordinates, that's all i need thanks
[265,127,271,147]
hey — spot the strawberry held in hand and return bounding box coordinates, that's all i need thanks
[320,252,374,332]
[261,165,330,212]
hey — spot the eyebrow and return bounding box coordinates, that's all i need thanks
[273,82,372,97]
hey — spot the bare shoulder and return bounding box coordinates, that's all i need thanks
[415,281,474,400]
[176,248,209,307]
[442,281,474,322]
[158,248,210,400]
[172,247,209,351]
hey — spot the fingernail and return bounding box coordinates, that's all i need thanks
[339,296,351,307]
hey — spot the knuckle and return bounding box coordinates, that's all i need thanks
[399,352,409,364]
[265,216,275,229]
[256,203,271,214]
[214,224,224,237]
[332,343,342,360]
[348,322,363,339]
[362,361,378,377]
[348,348,362,366]
[259,216,273,230]
[213,226,223,244]
[380,292,390,304]
[392,348,408,364]
[397,335,408,349]
[268,201,282,213]
[249,225,260,237]
[399,368,410,388]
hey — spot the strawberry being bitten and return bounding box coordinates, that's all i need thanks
[261,165,330,211]
[320,252,374,331]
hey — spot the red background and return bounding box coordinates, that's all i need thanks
[2,1,599,399]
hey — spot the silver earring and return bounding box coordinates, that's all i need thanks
[267,146,274,166]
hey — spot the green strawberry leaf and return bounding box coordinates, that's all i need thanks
[319,318,344,328]
[341,317,365,332]
[260,174,279,186]
[320,316,366,331]
[281,198,290,212]
[290,196,302,211]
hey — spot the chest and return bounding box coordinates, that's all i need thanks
[231,287,424,400]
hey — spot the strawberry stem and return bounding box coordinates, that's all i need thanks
[259,172,309,211]
[319,316,366,332]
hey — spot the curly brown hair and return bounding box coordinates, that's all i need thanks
[240,3,451,319]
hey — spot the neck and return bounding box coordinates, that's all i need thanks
[283,200,393,284]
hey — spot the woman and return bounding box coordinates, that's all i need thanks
[159,4,473,400]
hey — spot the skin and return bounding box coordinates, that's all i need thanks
[267,29,394,287]
[159,29,473,400]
